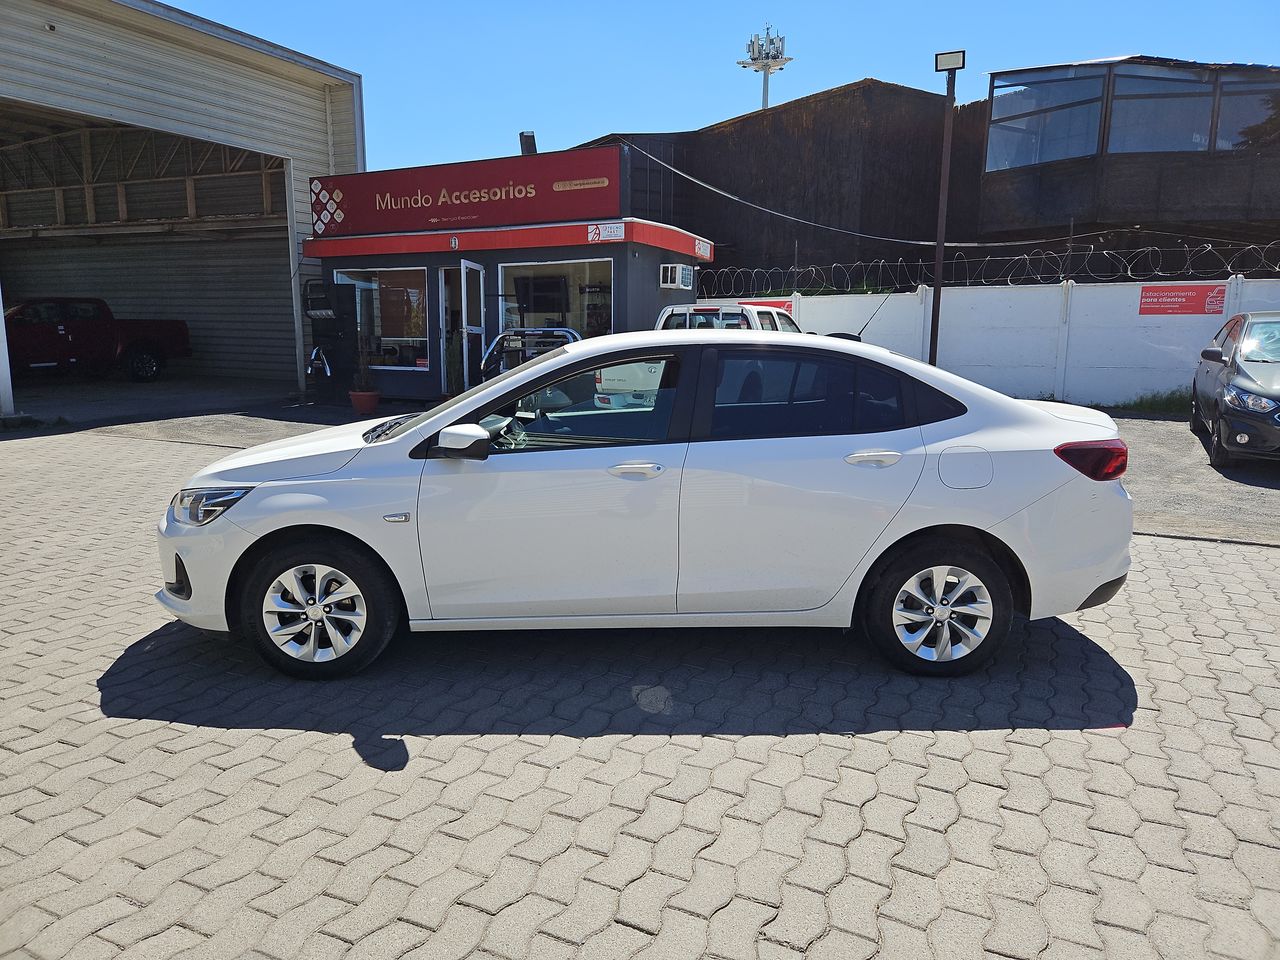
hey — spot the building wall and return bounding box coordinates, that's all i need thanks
[0,234,296,380]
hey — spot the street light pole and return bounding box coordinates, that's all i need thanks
[929,50,965,366]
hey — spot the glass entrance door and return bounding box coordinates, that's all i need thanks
[462,260,485,389]
[439,262,487,395]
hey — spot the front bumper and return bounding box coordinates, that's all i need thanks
[1220,408,1280,460]
[155,507,257,632]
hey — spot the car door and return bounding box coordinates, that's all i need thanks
[61,300,116,371]
[417,348,697,620]
[5,301,68,370]
[678,346,927,614]
[1196,317,1235,408]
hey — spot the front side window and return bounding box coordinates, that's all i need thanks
[709,352,907,440]
[9,302,63,325]
[482,356,681,452]
[757,311,778,331]
[776,312,801,333]
[1221,320,1242,356]
[662,310,688,330]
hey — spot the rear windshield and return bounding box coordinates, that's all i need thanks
[689,310,751,330]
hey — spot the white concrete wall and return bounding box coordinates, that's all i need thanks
[745,278,1280,406]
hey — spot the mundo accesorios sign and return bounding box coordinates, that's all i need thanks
[310,146,621,237]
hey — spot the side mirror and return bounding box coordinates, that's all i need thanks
[431,423,490,461]
[1200,346,1224,363]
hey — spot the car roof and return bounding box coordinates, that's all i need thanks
[564,328,876,356]
[1243,311,1280,321]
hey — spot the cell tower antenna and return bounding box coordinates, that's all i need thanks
[737,23,792,110]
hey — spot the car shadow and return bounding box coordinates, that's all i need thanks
[1193,432,1280,491]
[99,618,1137,771]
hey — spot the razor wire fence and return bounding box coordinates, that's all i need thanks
[695,241,1280,298]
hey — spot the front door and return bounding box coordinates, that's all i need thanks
[5,301,68,371]
[677,347,926,613]
[461,260,485,389]
[417,350,695,620]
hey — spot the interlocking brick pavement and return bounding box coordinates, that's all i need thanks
[1,428,1278,959]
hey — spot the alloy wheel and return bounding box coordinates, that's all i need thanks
[891,565,993,663]
[261,563,366,662]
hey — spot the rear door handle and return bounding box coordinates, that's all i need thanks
[608,462,664,479]
[844,450,902,467]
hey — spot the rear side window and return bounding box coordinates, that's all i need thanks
[709,352,910,439]
[775,312,801,333]
[914,381,967,425]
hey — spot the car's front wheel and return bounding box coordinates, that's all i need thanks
[1190,384,1208,436]
[1208,413,1236,469]
[859,539,1013,676]
[240,538,402,679]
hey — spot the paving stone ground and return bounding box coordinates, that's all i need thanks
[1,427,1278,960]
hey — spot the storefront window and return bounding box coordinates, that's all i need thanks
[499,260,613,338]
[333,269,429,370]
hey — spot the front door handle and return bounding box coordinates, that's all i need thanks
[608,462,665,479]
[844,450,902,467]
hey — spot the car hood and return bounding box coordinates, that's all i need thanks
[186,417,388,486]
[1018,399,1118,433]
[1235,360,1280,395]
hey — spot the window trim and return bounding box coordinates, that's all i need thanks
[425,344,703,457]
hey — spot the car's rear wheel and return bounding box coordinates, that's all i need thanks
[859,539,1013,677]
[1208,414,1236,469]
[239,538,401,679]
[124,346,164,382]
[1190,384,1208,436]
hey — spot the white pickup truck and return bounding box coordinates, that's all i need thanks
[656,302,802,333]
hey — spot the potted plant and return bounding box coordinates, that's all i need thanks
[348,341,380,416]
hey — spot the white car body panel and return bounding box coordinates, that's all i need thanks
[418,444,686,618]
[677,428,926,612]
[154,329,1132,645]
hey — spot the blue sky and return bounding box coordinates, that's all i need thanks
[174,0,1280,171]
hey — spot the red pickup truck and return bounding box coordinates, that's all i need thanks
[4,297,191,381]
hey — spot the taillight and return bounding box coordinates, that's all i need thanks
[1054,439,1127,481]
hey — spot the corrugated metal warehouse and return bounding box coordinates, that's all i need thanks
[0,0,363,414]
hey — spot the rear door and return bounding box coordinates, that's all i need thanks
[677,346,927,613]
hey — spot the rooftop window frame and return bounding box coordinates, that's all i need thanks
[982,61,1280,172]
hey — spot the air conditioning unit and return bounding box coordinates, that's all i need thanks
[659,263,694,290]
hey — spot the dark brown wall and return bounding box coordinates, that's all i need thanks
[981,151,1280,239]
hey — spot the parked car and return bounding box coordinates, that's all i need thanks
[1191,311,1280,467]
[3,297,191,381]
[156,330,1132,680]
[657,302,802,333]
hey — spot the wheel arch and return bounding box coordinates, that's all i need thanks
[224,523,409,635]
[853,523,1032,621]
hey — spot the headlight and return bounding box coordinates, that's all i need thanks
[170,487,252,525]
[1223,385,1278,414]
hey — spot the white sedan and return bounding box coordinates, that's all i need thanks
[156,331,1132,679]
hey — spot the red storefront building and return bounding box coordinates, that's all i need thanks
[302,144,712,400]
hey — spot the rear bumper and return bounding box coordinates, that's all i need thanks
[988,475,1133,621]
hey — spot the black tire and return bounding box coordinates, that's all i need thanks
[124,346,164,382]
[858,538,1014,677]
[1190,385,1208,436]
[1208,414,1236,469]
[239,536,402,679]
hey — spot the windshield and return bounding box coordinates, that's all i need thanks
[367,346,568,442]
[1240,319,1280,362]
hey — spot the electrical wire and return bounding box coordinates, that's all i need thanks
[619,137,1126,249]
